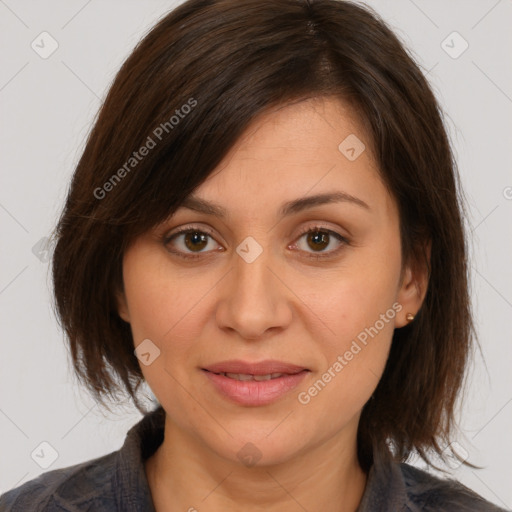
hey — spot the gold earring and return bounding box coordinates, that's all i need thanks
[406,313,415,323]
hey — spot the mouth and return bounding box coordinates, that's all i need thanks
[206,371,296,381]
[201,360,310,406]
[202,359,309,376]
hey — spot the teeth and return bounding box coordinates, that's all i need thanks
[226,372,253,381]
[253,374,273,381]
[220,372,285,381]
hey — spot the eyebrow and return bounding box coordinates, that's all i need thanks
[179,191,370,219]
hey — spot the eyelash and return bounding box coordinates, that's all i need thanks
[162,224,350,261]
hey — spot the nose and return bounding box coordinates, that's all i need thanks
[215,239,293,340]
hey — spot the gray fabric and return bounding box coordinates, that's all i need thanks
[0,406,507,511]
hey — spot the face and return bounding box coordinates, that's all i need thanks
[118,96,426,467]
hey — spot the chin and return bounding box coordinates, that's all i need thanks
[217,431,310,469]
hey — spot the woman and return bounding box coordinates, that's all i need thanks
[0,0,506,510]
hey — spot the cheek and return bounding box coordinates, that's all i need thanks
[293,239,401,410]
[122,247,223,395]
[121,250,209,409]
[122,247,204,342]
[295,299,396,429]
[305,277,397,379]
[301,239,401,349]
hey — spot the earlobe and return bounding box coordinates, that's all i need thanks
[395,242,430,328]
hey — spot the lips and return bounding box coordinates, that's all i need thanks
[202,359,308,376]
[201,360,310,406]
[215,372,287,381]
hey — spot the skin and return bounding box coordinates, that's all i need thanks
[117,96,429,512]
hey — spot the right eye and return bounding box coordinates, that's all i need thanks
[163,226,224,259]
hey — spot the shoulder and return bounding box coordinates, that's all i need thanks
[0,406,164,512]
[400,463,507,512]
[0,451,117,512]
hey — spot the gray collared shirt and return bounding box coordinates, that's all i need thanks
[0,406,507,511]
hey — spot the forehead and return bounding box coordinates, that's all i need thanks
[177,96,396,222]
[234,96,370,156]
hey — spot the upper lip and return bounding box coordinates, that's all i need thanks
[203,359,309,375]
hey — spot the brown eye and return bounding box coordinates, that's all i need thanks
[306,231,330,252]
[294,226,349,260]
[163,226,221,259]
[182,231,209,252]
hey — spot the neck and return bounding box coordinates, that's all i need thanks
[145,414,368,512]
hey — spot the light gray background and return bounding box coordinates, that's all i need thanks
[1,0,511,509]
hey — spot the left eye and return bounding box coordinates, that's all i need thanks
[292,227,348,258]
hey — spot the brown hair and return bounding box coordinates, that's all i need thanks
[51,0,474,471]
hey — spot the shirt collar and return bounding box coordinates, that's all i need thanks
[112,405,165,512]
[356,446,408,511]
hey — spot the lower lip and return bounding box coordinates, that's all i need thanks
[202,369,309,406]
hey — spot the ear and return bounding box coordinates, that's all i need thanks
[395,240,431,328]
[116,288,131,323]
